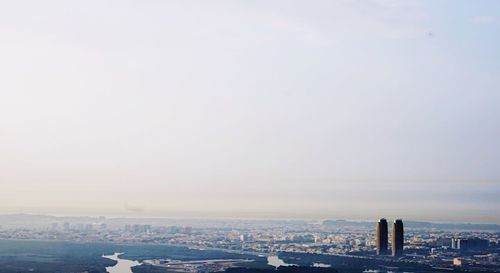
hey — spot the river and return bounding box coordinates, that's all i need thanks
[103,253,141,273]
[267,255,297,267]
[267,255,332,268]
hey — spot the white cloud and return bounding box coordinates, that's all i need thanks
[471,15,496,24]
[0,1,499,222]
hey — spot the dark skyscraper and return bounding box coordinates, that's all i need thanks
[392,219,404,257]
[376,218,388,255]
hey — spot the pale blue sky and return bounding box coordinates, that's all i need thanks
[0,0,499,223]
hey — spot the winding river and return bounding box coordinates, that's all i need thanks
[103,253,141,273]
[267,255,297,267]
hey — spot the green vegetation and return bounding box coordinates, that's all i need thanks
[0,240,116,273]
[0,240,267,273]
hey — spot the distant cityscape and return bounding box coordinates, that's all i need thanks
[0,214,498,272]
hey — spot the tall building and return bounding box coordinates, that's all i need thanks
[455,238,489,251]
[392,219,404,257]
[451,238,459,249]
[376,218,388,255]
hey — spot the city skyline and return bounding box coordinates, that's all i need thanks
[0,0,499,223]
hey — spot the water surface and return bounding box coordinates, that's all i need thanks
[267,255,297,268]
[103,253,141,273]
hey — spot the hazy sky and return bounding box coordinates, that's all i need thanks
[0,0,499,223]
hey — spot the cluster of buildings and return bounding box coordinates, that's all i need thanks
[451,237,489,251]
[375,218,404,257]
[0,215,498,272]
[124,224,152,234]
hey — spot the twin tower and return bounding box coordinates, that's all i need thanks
[376,218,404,257]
